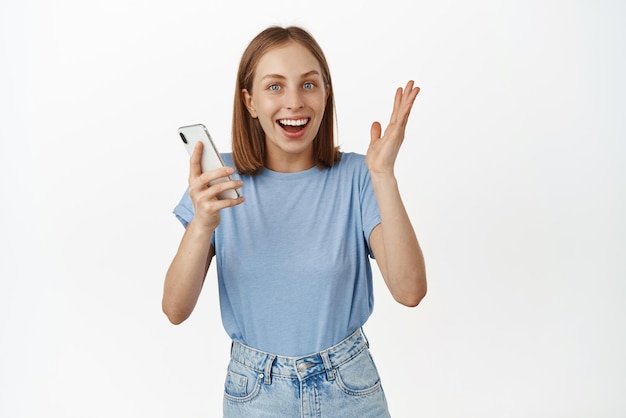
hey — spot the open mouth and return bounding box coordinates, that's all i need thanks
[277,118,309,133]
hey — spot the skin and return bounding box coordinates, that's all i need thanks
[366,80,427,307]
[242,42,329,173]
[162,41,426,324]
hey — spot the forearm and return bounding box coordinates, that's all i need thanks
[162,220,215,324]
[371,173,426,306]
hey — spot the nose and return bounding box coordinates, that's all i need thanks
[284,88,304,110]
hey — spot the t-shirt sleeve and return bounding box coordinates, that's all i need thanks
[359,160,381,258]
[173,187,195,228]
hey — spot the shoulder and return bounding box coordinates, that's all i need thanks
[338,152,366,163]
[328,152,373,192]
[335,152,368,172]
[333,152,371,183]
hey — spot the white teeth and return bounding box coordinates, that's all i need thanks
[279,118,308,126]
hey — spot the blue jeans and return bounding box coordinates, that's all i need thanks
[223,328,391,417]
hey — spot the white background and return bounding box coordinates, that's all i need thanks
[1,0,624,417]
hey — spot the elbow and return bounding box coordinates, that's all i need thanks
[162,301,190,325]
[165,312,186,325]
[396,286,427,308]
[394,273,427,308]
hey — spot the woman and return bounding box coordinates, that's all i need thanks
[163,25,426,417]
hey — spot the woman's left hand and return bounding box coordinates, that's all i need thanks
[366,80,420,175]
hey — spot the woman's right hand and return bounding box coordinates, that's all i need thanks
[188,142,245,231]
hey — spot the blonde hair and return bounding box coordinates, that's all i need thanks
[232,26,340,175]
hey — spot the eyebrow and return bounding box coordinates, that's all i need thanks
[260,70,322,81]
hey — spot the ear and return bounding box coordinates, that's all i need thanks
[242,89,258,118]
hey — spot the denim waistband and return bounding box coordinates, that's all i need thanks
[230,328,369,384]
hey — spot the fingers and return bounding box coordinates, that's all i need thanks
[370,121,382,144]
[196,190,245,212]
[192,189,245,230]
[188,140,237,192]
[391,80,420,125]
[186,141,244,230]
[380,81,420,145]
[189,141,203,180]
[190,167,241,197]
[206,177,243,201]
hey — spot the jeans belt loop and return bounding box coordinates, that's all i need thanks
[320,350,335,381]
[264,354,276,385]
[360,327,370,348]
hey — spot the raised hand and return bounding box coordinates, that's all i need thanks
[366,80,420,175]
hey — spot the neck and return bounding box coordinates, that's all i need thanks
[265,148,316,173]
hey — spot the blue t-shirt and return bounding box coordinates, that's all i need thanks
[173,152,381,357]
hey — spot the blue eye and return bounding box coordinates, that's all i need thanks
[269,84,281,91]
[303,82,314,90]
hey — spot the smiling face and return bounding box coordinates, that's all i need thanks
[242,41,329,172]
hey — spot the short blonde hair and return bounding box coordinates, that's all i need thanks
[232,26,340,175]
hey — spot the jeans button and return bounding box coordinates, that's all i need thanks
[298,363,307,373]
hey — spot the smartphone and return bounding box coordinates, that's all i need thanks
[178,123,240,200]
